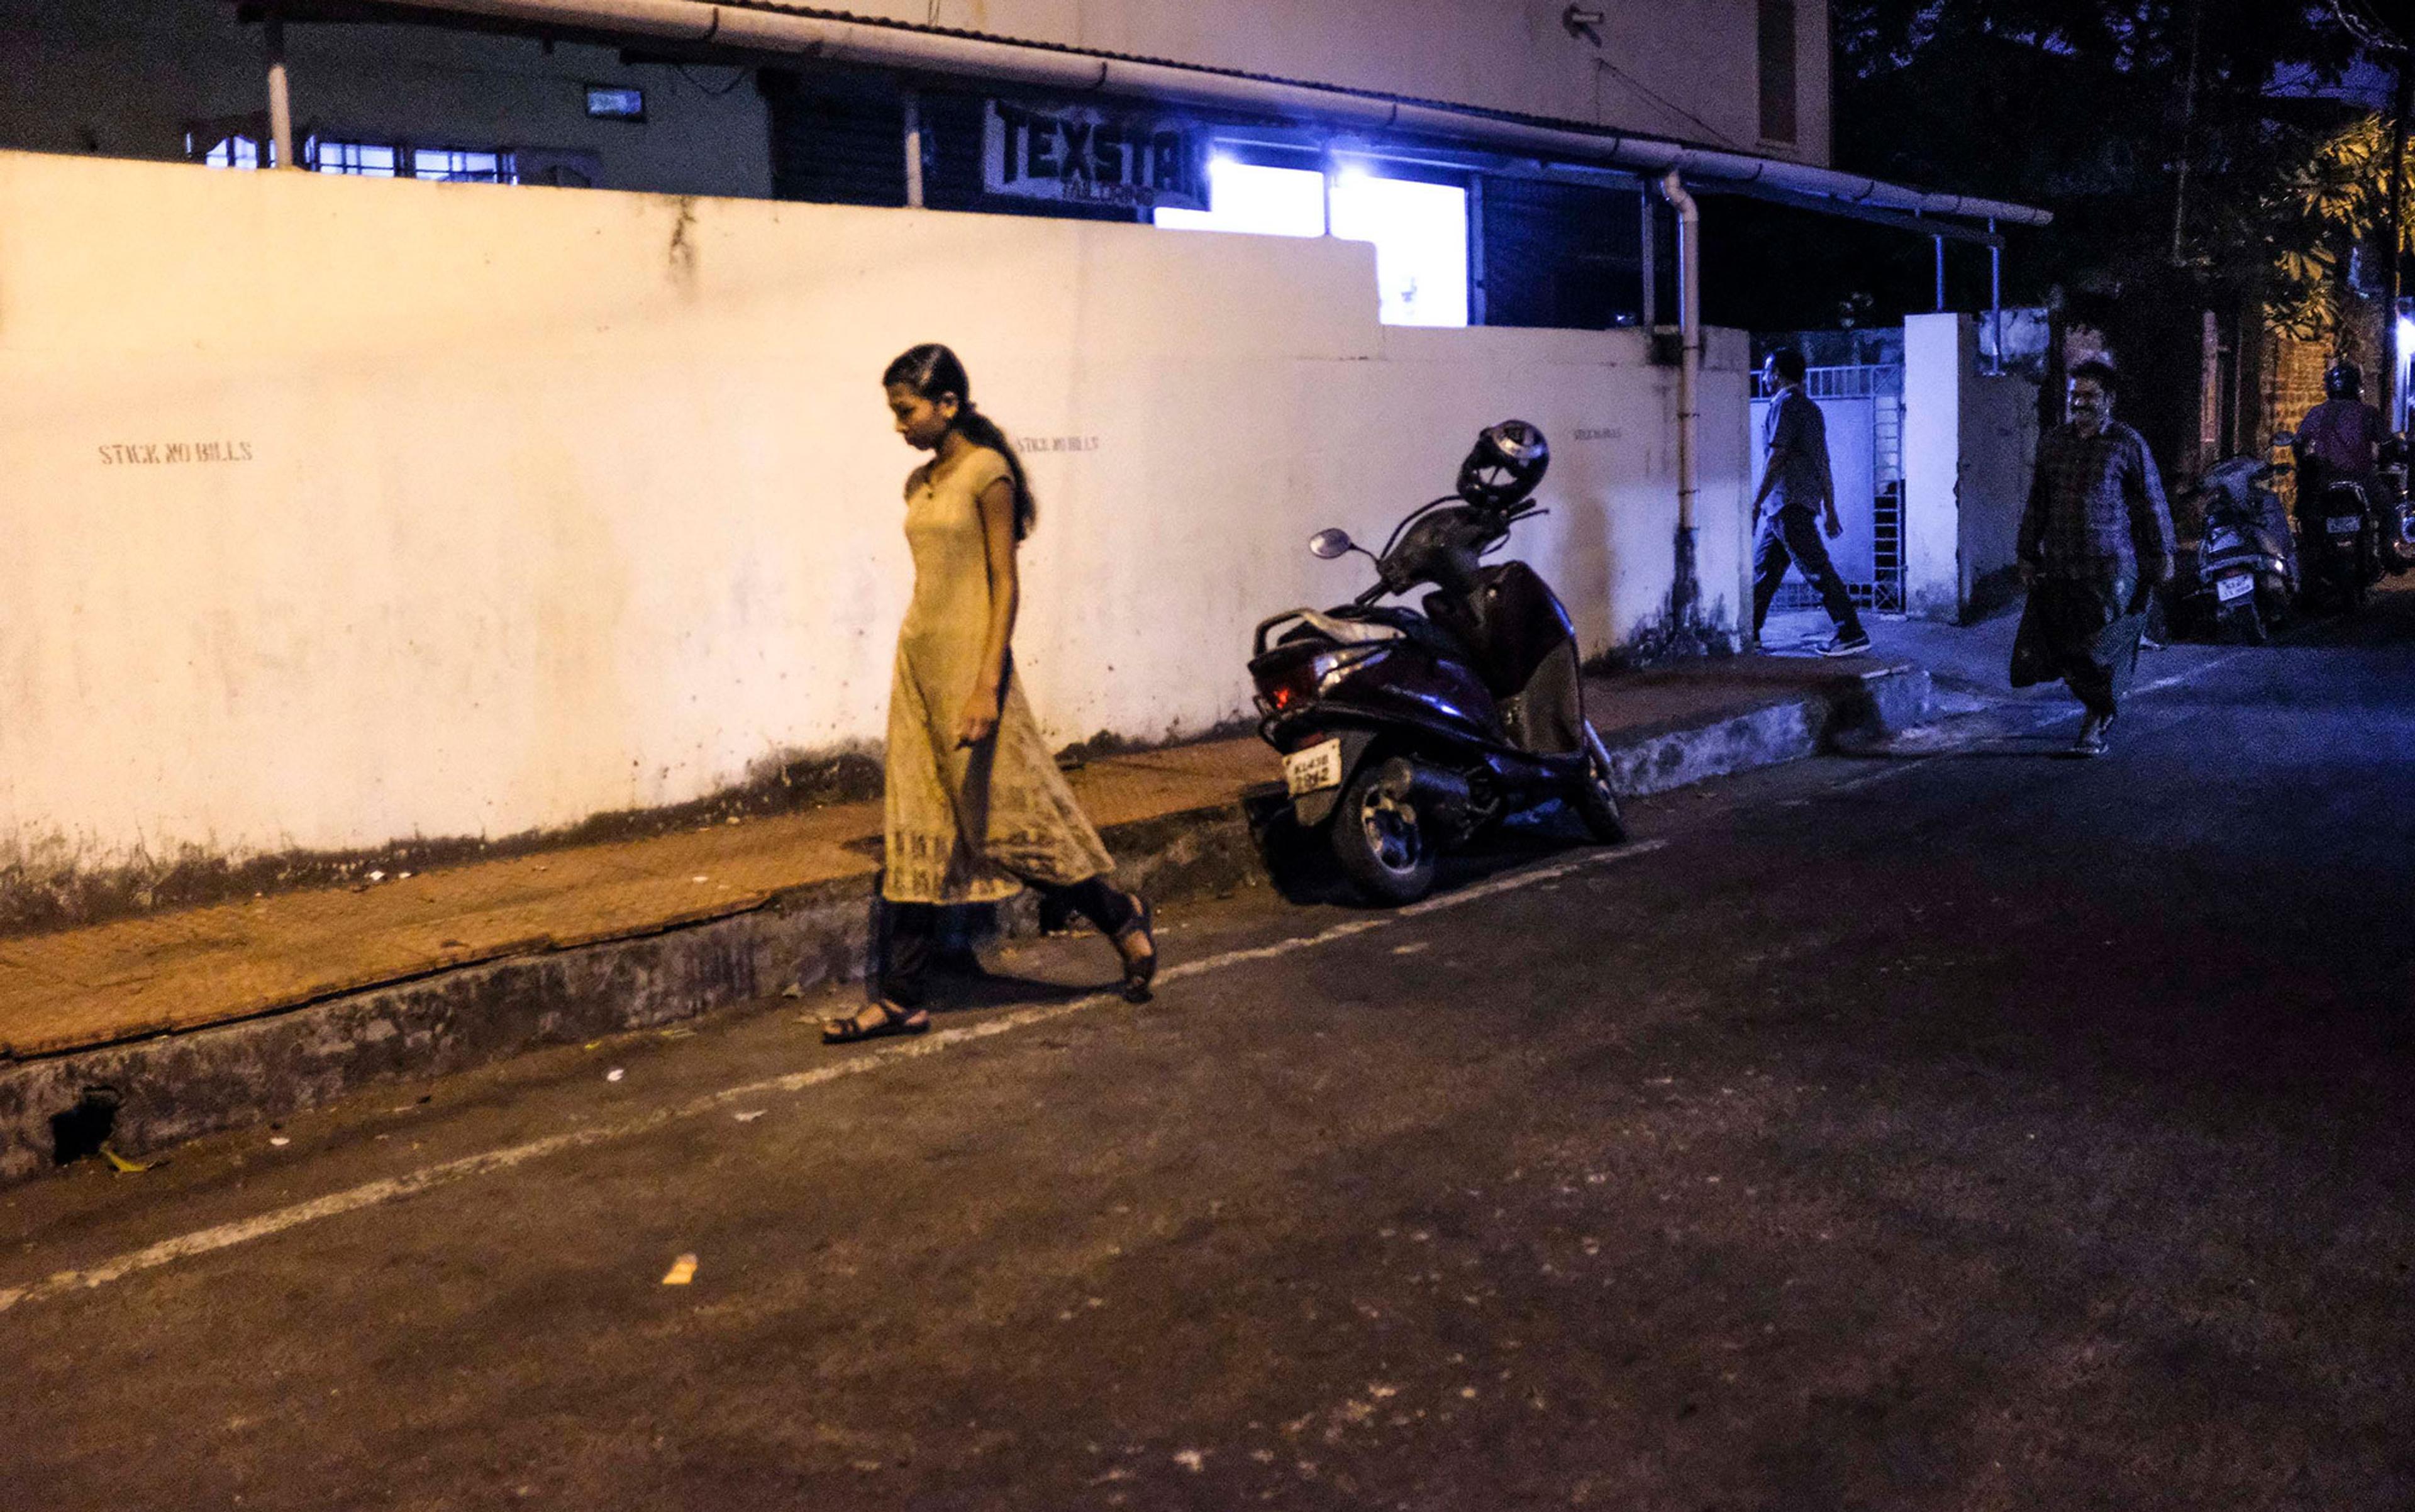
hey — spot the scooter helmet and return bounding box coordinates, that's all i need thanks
[2325,360,2363,401]
[1456,420,1551,511]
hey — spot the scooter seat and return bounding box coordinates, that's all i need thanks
[1294,607,1405,645]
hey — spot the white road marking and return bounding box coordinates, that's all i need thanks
[0,838,1669,1317]
[1400,840,1666,916]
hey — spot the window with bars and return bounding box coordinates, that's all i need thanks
[198,135,267,170]
[190,135,517,184]
[409,147,512,184]
[313,140,400,177]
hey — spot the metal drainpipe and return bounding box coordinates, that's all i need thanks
[1660,170,1703,635]
[902,89,925,208]
[1989,219,2002,375]
[267,13,297,170]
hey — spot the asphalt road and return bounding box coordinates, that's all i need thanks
[6,596,2415,1510]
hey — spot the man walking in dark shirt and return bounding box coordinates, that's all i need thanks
[1751,348,1871,657]
[2012,360,2176,757]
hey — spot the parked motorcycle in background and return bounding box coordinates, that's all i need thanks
[2180,450,2297,644]
[2380,434,2415,575]
[1246,421,1625,905]
[2286,425,2387,613]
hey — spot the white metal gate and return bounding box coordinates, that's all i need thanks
[1749,363,1907,614]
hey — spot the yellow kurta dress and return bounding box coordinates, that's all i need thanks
[883,445,1116,905]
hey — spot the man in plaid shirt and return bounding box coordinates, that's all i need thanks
[2012,360,2175,757]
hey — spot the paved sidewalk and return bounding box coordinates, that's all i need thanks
[0,652,1931,1181]
[0,740,1265,1063]
[1767,603,2034,696]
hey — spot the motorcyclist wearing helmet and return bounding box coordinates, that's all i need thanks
[2294,359,2387,525]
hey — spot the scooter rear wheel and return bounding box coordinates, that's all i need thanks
[1331,764,1436,906]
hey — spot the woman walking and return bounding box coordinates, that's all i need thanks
[824,344,1156,1043]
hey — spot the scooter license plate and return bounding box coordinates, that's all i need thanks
[2215,573,2254,603]
[2328,516,2362,536]
[1283,738,1345,798]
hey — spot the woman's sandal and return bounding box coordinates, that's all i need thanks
[821,999,931,1045]
[1111,892,1158,1004]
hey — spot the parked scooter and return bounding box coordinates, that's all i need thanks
[2180,452,2297,643]
[1247,421,1626,904]
[2380,435,2415,575]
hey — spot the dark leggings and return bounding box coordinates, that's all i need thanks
[872,874,1136,1008]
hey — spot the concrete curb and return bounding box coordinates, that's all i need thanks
[0,663,1929,1185]
[1606,663,1934,797]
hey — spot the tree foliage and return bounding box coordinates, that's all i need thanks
[1825,0,2368,311]
[2267,110,2412,339]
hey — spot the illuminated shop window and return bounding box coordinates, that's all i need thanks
[1329,167,1470,328]
[1153,158,1327,238]
[1155,155,1469,327]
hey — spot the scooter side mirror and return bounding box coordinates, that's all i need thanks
[1308,528,1357,560]
[2272,430,2297,450]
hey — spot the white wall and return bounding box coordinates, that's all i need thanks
[1903,314,2039,621]
[0,148,1747,885]
[0,0,773,199]
[1960,370,2041,613]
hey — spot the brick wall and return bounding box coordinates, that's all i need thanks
[2265,330,2330,435]
[2258,294,2388,446]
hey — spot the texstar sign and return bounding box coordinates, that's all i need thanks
[983,101,1209,213]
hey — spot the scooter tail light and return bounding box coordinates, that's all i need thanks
[1260,661,1320,713]
[1257,644,1386,715]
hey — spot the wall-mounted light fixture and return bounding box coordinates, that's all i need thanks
[586,85,646,121]
[1562,6,1606,45]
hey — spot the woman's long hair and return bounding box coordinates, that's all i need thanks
[883,343,1036,540]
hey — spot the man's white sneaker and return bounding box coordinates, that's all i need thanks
[1817,631,1873,657]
